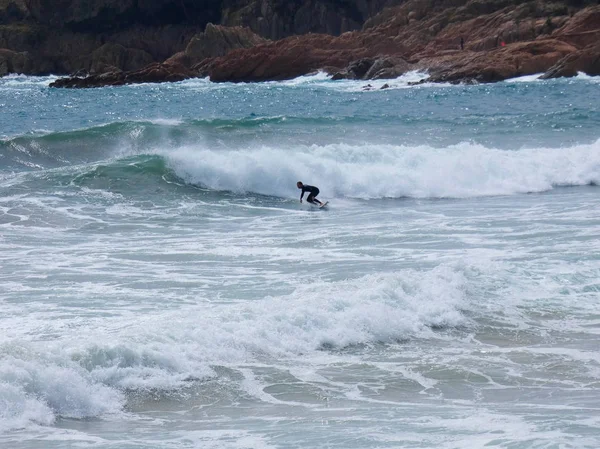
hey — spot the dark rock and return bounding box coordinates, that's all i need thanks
[16,0,600,87]
[89,43,154,73]
[220,0,392,40]
[0,1,398,78]
[69,68,88,77]
[0,47,30,74]
[365,56,411,79]
[166,23,266,67]
[346,58,376,79]
[49,62,196,88]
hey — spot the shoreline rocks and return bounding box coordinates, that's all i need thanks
[2,1,598,88]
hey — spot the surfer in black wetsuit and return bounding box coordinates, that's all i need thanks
[297,181,323,206]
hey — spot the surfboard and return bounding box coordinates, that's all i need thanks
[319,201,329,208]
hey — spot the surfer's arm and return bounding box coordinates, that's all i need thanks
[299,189,305,201]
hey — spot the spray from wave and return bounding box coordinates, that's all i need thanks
[161,139,600,199]
[4,136,598,200]
[0,264,468,430]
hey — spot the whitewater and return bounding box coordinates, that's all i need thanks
[1,73,599,449]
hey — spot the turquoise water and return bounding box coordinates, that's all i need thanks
[1,72,600,448]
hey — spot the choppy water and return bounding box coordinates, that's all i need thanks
[1,72,599,448]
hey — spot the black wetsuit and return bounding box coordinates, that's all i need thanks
[300,185,320,203]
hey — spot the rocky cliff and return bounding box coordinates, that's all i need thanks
[1,0,599,86]
[0,0,393,76]
[191,0,600,84]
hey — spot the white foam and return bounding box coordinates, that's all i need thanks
[0,75,59,88]
[140,118,184,126]
[277,71,335,86]
[0,349,124,431]
[160,139,600,199]
[575,72,600,83]
[504,73,544,83]
[278,70,434,92]
[0,264,469,429]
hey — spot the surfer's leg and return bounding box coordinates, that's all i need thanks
[307,193,322,205]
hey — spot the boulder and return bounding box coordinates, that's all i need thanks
[424,39,577,83]
[49,61,196,88]
[541,42,600,78]
[365,56,412,79]
[166,23,266,67]
[332,56,412,80]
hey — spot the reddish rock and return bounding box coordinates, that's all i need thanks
[542,42,600,79]
[194,29,402,82]
[552,6,600,49]
[195,0,599,84]
[423,39,578,83]
[44,1,600,87]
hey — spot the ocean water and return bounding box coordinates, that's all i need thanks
[1,72,599,448]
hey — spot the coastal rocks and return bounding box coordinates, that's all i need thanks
[23,0,220,29]
[194,29,402,82]
[11,0,600,87]
[331,58,375,80]
[195,0,600,84]
[0,0,394,78]
[220,0,393,40]
[89,43,154,73]
[0,47,29,75]
[332,56,412,80]
[552,6,600,48]
[542,42,600,79]
[0,22,193,74]
[49,62,195,88]
[539,7,600,78]
[51,24,265,86]
[424,40,578,83]
[166,23,266,67]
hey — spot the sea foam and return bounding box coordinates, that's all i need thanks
[0,264,468,429]
[160,139,600,199]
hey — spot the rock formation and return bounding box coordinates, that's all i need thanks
[542,42,600,79]
[49,61,197,88]
[0,0,393,75]
[1,0,599,87]
[165,23,267,68]
[194,1,600,84]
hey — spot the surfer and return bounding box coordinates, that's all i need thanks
[297,181,324,206]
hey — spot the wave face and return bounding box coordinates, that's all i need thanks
[2,73,599,201]
[161,140,600,199]
[3,138,598,201]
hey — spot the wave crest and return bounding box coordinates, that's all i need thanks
[0,264,468,429]
[163,139,600,199]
